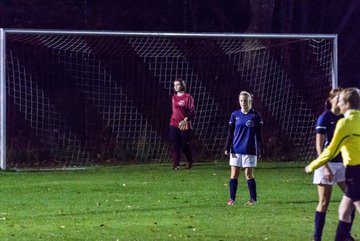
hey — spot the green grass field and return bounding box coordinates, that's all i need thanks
[0,161,358,241]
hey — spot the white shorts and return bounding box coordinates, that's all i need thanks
[313,162,345,185]
[229,154,257,168]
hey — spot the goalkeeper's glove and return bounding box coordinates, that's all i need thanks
[178,118,189,131]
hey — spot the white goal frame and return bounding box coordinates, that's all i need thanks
[0,28,338,170]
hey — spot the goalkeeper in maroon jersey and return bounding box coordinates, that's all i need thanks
[169,79,195,170]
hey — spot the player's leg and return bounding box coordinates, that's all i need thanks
[335,165,360,241]
[337,180,356,239]
[338,196,356,222]
[169,126,181,170]
[316,184,332,211]
[313,184,332,241]
[345,165,360,215]
[228,154,241,205]
[312,164,335,241]
[243,155,257,205]
[180,129,193,169]
[354,200,360,214]
[335,196,356,241]
[244,167,257,204]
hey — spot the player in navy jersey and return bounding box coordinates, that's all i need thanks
[225,91,263,205]
[305,88,360,241]
[169,79,195,170]
[312,88,354,241]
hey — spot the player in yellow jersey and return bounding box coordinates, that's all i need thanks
[305,87,360,241]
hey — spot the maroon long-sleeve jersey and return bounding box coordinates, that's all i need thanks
[170,93,195,128]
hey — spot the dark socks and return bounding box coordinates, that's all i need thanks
[350,209,355,231]
[171,152,180,168]
[229,179,238,200]
[335,220,352,241]
[247,178,257,201]
[314,211,326,240]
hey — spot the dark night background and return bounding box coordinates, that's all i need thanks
[1,0,360,167]
[0,0,359,88]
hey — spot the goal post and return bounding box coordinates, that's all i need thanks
[0,29,338,170]
[1,28,6,170]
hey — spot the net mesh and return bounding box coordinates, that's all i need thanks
[4,32,334,168]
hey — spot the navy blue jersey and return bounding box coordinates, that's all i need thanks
[315,110,343,163]
[225,109,263,155]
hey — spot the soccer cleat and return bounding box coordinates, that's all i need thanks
[243,199,257,205]
[173,166,180,170]
[227,199,235,205]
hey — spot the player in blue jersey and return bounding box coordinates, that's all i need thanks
[312,88,354,241]
[225,91,263,205]
[305,88,360,241]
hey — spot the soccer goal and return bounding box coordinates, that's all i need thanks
[0,29,338,169]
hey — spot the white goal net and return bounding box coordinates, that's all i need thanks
[0,30,337,169]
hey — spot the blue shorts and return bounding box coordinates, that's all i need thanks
[345,165,360,202]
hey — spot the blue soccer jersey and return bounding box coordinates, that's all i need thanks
[315,110,343,163]
[225,109,263,156]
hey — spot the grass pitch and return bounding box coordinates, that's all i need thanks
[0,161,358,241]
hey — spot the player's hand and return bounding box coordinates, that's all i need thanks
[323,166,334,181]
[304,165,312,173]
[178,119,189,130]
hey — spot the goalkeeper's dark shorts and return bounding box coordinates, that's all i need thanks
[345,165,360,202]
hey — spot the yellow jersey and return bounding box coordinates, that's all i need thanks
[308,109,360,172]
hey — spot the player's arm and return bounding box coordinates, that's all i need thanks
[255,115,264,157]
[185,95,195,122]
[315,133,325,156]
[306,119,347,173]
[224,115,235,155]
[315,113,327,156]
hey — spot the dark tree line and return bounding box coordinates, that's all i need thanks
[1,0,359,87]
